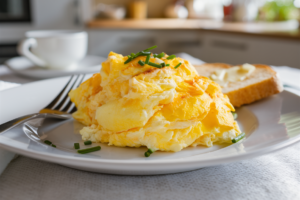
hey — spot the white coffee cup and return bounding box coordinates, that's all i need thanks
[18,30,87,69]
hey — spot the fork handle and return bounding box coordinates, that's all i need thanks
[0,113,71,135]
[0,113,40,134]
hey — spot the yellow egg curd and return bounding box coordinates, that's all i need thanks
[69,52,241,152]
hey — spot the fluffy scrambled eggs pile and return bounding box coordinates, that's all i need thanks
[69,51,241,152]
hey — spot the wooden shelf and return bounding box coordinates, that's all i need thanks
[88,19,204,29]
[87,19,300,40]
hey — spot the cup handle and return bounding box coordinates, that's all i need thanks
[17,38,47,67]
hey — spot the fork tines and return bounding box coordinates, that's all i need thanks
[45,74,85,113]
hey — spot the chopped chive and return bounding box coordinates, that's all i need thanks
[140,51,151,55]
[84,140,92,145]
[157,52,165,58]
[161,62,166,67]
[145,55,150,64]
[231,112,238,120]
[167,55,176,60]
[144,149,156,157]
[124,57,133,64]
[44,140,52,145]
[148,62,162,68]
[74,143,80,149]
[125,51,152,64]
[174,62,182,69]
[134,52,142,57]
[166,64,170,66]
[135,51,151,57]
[143,45,157,52]
[52,144,56,148]
[232,132,245,143]
[148,149,155,154]
[138,60,145,66]
[77,146,101,154]
[145,151,151,157]
[153,53,158,58]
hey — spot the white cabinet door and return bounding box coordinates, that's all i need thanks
[88,29,300,69]
[155,30,204,58]
[88,30,203,58]
[201,32,300,68]
[88,30,156,56]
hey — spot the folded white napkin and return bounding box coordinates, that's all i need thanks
[0,80,20,175]
[0,81,20,91]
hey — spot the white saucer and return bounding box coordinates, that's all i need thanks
[5,56,106,79]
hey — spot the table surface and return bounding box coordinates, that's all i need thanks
[0,63,300,200]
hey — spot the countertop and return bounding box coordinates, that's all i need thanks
[87,19,300,41]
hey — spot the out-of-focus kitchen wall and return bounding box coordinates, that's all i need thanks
[1,0,300,68]
[86,0,300,68]
[0,0,81,42]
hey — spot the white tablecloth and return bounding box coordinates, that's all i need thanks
[0,57,300,200]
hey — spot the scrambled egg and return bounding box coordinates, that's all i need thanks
[69,52,241,152]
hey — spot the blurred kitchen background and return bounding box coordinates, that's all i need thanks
[1,0,300,68]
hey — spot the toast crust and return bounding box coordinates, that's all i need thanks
[194,63,283,107]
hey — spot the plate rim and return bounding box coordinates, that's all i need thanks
[1,76,300,171]
[0,131,300,166]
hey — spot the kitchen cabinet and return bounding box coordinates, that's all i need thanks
[88,29,300,68]
[201,31,300,68]
[88,30,205,58]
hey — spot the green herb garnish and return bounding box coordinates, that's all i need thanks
[124,57,133,64]
[145,54,150,64]
[44,140,52,145]
[52,144,56,148]
[166,64,170,66]
[141,51,151,55]
[143,45,157,52]
[78,146,101,154]
[174,62,182,69]
[144,149,156,157]
[232,132,245,143]
[167,55,176,60]
[135,51,151,57]
[74,143,80,149]
[123,45,169,67]
[145,151,151,157]
[124,49,152,64]
[157,52,165,59]
[231,112,238,120]
[148,62,162,68]
[84,140,92,145]
[138,60,145,66]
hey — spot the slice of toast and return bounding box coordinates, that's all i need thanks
[194,63,284,107]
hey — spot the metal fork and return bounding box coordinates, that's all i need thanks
[0,74,85,134]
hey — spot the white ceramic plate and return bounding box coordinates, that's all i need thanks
[5,56,106,79]
[0,75,300,175]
